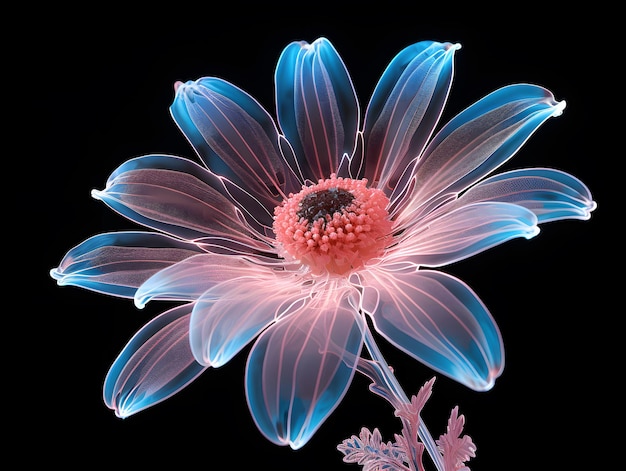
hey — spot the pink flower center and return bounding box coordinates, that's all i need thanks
[273,174,393,276]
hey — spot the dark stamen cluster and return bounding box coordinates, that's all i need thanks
[297,188,354,224]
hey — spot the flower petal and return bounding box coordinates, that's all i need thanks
[365,268,504,391]
[245,292,364,449]
[363,41,460,199]
[170,77,302,221]
[275,37,359,182]
[189,274,308,367]
[388,202,539,267]
[449,168,597,223]
[50,231,203,298]
[91,154,273,245]
[400,84,566,221]
[134,253,268,308]
[103,303,207,418]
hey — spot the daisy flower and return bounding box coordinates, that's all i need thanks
[51,37,595,463]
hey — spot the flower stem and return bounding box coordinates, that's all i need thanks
[362,328,445,471]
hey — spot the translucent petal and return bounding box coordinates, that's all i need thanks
[134,253,269,308]
[449,168,597,223]
[275,37,359,182]
[348,273,380,315]
[194,236,280,259]
[365,268,504,391]
[388,202,539,267]
[336,131,365,180]
[245,292,364,449]
[91,154,272,247]
[50,231,203,298]
[170,78,302,221]
[189,274,308,367]
[103,303,207,418]
[363,41,460,199]
[401,84,566,221]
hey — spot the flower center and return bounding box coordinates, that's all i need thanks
[273,174,392,276]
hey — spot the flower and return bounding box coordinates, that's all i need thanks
[50,37,596,451]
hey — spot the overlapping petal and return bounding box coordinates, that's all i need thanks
[387,202,539,267]
[104,303,207,418]
[189,274,308,367]
[91,154,272,247]
[50,36,596,453]
[363,41,459,199]
[399,84,566,224]
[50,231,203,298]
[364,268,504,391]
[275,37,359,182]
[447,168,597,223]
[170,77,302,225]
[245,291,365,449]
[134,253,269,308]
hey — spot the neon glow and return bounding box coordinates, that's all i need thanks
[51,37,596,470]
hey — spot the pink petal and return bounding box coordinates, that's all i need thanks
[363,267,504,391]
[50,231,203,299]
[397,84,566,223]
[103,303,207,418]
[387,202,539,267]
[189,272,309,367]
[245,290,365,449]
[444,167,597,223]
[92,154,273,247]
[134,253,276,308]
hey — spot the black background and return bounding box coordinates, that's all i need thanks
[35,5,605,470]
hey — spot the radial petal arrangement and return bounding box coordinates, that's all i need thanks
[51,37,596,452]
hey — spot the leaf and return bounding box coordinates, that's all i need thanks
[436,406,477,470]
[337,427,407,470]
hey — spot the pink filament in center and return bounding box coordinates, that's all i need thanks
[273,174,392,276]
